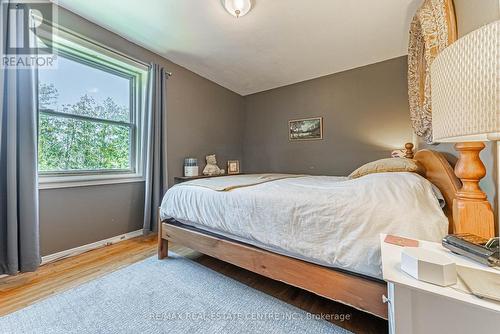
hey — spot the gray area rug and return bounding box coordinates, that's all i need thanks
[0,253,352,333]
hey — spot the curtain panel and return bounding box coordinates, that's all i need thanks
[0,1,41,275]
[143,64,168,233]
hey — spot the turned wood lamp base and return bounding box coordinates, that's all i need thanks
[453,142,495,239]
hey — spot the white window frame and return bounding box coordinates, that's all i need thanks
[37,25,149,189]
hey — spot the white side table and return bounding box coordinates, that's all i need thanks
[380,234,500,334]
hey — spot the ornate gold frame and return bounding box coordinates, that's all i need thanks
[408,0,457,143]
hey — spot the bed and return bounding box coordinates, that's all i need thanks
[157,148,495,319]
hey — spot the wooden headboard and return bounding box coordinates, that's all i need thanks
[414,149,461,233]
[414,149,496,238]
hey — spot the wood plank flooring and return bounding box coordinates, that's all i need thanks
[0,235,388,334]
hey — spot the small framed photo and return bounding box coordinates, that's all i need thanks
[289,117,323,141]
[227,160,241,175]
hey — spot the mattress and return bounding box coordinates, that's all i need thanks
[160,173,449,279]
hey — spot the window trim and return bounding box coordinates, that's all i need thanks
[39,109,134,128]
[38,52,137,175]
[37,25,149,188]
[38,173,145,190]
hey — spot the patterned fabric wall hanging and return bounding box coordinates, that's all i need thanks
[408,0,457,143]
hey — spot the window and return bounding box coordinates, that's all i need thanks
[37,28,148,188]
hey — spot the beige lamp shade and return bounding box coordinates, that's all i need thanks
[431,20,500,142]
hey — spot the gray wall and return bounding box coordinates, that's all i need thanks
[242,57,412,175]
[40,8,245,256]
[40,183,145,255]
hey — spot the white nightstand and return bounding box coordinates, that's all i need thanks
[380,234,500,334]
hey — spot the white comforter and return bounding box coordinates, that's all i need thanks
[160,173,449,278]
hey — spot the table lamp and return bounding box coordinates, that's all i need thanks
[431,20,499,239]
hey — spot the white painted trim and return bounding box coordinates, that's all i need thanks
[38,176,145,190]
[41,229,144,265]
[36,23,150,191]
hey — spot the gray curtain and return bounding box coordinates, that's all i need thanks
[0,1,41,275]
[143,64,168,233]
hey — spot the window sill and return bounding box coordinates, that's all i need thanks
[38,174,145,190]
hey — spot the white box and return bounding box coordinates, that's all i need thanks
[184,166,199,177]
[401,247,457,286]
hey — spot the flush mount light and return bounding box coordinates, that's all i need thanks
[222,0,253,18]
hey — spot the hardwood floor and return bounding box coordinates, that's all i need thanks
[0,235,388,334]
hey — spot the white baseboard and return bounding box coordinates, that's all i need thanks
[41,229,144,265]
[0,230,144,279]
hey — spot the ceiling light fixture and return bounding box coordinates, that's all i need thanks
[222,0,252,18]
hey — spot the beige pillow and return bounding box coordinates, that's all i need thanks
[349,158,424,179]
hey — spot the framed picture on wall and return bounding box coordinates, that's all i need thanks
[227,160,241,174]
[289,117,323,141]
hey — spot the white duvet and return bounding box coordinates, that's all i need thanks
[160,173,449,278]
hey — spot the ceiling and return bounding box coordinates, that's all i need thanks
[56,0,421,96]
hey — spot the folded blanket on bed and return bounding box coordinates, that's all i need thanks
[182,173,305,191]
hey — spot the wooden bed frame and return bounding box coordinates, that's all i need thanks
[157,146,496,319]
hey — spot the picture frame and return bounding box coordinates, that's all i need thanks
[227,160,241,175]
[289,117,323,141]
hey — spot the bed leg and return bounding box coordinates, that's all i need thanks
[158,237,168,260]
[157,210,168,259]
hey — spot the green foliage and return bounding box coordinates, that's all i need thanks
[39,83,59,108]
[38,84,131,172]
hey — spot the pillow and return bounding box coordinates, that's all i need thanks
[348,158,424,179]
